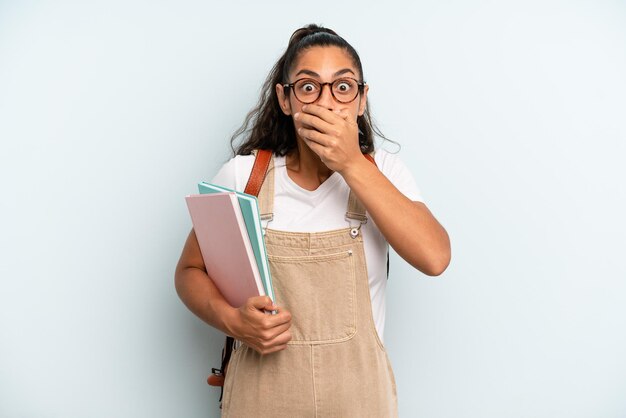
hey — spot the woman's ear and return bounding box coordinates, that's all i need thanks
[276,83,292,116]
[357,84,369,117]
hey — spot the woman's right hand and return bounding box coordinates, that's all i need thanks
[226,295,292,355]
[175,230,291,354]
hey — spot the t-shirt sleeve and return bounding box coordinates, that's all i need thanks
[375,150,425,203]
[209,154,256,192]
[210,158,238,190]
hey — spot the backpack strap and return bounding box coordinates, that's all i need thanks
[244,149,272,196]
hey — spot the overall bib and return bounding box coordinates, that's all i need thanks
[222,154,398,418]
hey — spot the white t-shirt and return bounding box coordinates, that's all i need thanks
[210,149,423,341]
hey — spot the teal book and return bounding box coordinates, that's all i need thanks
[198,182,275,303]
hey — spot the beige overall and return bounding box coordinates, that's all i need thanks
[222,155,398,418]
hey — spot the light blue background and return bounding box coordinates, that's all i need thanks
[1,1,625,417]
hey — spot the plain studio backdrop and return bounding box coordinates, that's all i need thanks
[1,1,625,417]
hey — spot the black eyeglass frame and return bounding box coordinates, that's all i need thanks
[283,77,366,104]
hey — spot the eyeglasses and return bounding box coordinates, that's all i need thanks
[283,77,365,104]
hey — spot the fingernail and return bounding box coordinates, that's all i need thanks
[302,105,307,111]
[294,112,300,119]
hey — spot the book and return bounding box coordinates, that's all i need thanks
[185,192,265,308]
[197,182,275,303]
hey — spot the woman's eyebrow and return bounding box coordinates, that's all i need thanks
[333,68,356,77]
[294,68,357,78]
[294,69,320,78]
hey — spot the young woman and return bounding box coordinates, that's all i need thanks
[175,24,450,417]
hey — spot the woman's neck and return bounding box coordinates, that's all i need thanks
[285,141,334,191]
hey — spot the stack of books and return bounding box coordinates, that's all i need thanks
[185,183,274,308]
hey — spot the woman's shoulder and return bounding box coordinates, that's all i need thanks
[373,148,408,175]
[372,148,425,203]
[210,154,256,191]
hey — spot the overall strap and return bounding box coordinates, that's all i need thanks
[346,153,377,225]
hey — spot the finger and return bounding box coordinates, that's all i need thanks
[272,329,292,346]
[303,139,330,165]
[335,108,350,120]
[255,325,289,348]
[260,343,288,355]
[302,104,343,124]
[300,134,328,159]
[298,127,330,146]
[247,295,275,311]
[294,112,334,134]
[261,320,291,340]
[260,329,292,350]
[261,308,292,329]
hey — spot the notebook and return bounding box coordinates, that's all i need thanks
[197,182,275,303]
[185,193,265,308]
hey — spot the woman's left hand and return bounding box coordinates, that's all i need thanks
[294,104,362,173]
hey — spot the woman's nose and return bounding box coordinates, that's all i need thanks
[315,84,335,110]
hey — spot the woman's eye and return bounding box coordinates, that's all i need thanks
[335,81,352,92]
[300,83,318,93]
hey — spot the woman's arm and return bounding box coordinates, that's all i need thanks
[295,104,451,276]
[341,160,450,276]
[175,229,292,354]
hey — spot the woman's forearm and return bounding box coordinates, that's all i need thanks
[174,264,239,336]
[341,157,451,276]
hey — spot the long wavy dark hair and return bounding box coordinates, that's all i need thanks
[230,24,391,157]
